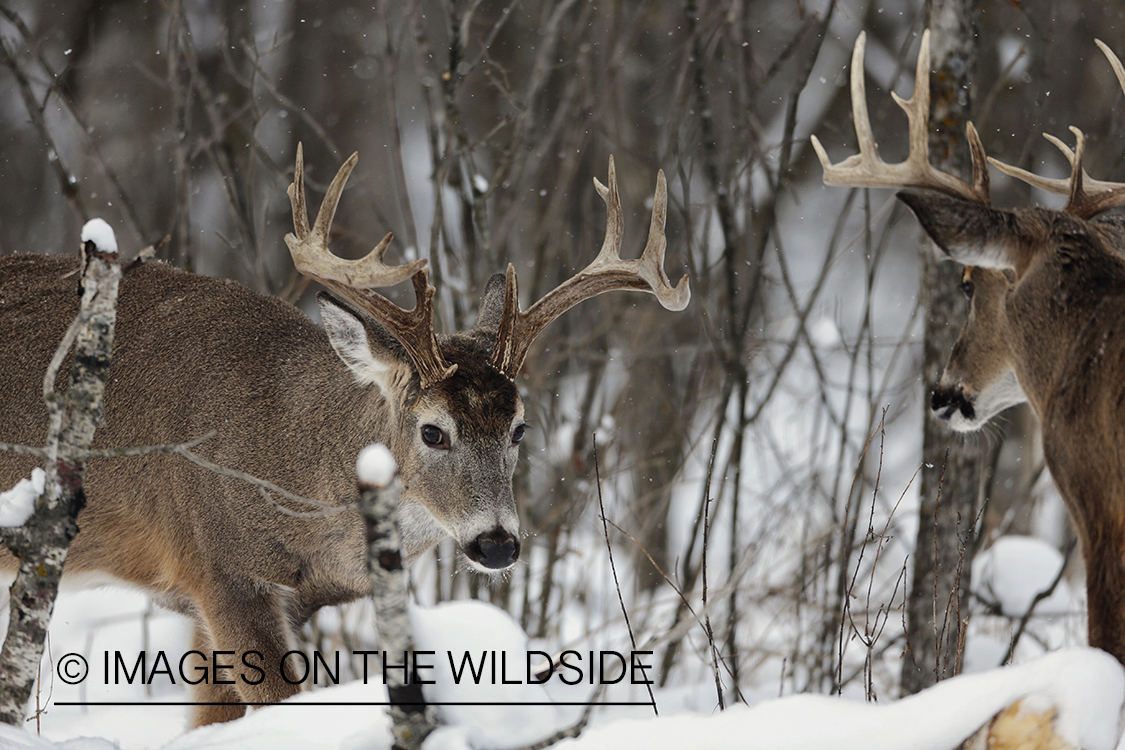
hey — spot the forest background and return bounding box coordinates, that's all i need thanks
[1,0,1124,732]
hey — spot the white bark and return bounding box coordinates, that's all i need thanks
[0,245,121,724]
[358,450,439,750]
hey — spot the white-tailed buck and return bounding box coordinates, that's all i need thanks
[813,32,1125,665]
[0,146,689,725]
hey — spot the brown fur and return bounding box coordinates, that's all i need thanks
[902,191,1125,665]
[0,253,524,725]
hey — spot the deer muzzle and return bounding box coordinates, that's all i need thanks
[465,527,520,570]
[930,385,976,423]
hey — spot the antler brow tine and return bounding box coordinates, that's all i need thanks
[285,143,456,388]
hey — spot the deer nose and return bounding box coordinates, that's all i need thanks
[466,528,520,570]
[931,385,975,422]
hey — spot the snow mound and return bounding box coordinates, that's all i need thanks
[552,648,1124,750]
[413,600,569,749]
[973,535,1072,617]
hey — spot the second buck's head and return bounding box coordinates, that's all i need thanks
[812,31,1125,432]
[285,145,690,571]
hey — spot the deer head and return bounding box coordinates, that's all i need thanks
[284,144,689,570]
[812,31,1125,432]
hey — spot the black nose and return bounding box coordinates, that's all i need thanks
[466,528,520,569]
[931,386,975,421]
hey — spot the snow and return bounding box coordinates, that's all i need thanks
[809,315,842,348]
[1,595,1120,750]
[80,219,117,254]
[411,602,570,749]
[0,468,43,527]
[356,444,398,489]
[544,648,1123,750]
[973,536,1072,617]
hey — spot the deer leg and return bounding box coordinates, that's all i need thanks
[1081,543,1125,665]
[190,581,304,727]
[188,620,246,727]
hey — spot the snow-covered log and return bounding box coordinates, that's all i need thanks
[961,699,1075,750]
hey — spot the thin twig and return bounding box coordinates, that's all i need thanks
[176,449,344,515]
[700,452,724,710]
[1,432,341,517]
[506,682,606,750]
[592,434,657,716]
[0,444,47,458]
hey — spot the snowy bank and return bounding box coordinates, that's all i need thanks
[541,648,1123,750]
[0,600,1119,750]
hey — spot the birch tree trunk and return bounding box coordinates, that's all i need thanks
[357,445,439,750]
[900,4,986,696]
[0,240,121,723]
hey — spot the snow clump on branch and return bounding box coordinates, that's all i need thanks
[0,469,44,527]
[357,443,397,489]
[81,218,118,254]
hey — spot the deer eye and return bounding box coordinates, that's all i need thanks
[421,424,450,449]
[960,280,974,301]
[511,424,526,445]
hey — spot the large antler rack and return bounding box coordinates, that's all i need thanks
[285,143,457,389]
[810,30,991,205]
[987,39,1125,219]
[489,156,690,379]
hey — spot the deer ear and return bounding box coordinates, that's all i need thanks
[467,272,507,342]
[897,191,1023,271]
[318,293,410,392]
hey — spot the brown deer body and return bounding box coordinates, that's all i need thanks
[813,32,1125,665]
[0,149,689,725]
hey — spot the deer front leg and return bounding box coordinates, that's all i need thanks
[190,582,304,727]
[1080,541,1125,665]
[188,621,246,726]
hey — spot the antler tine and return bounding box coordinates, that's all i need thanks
[594,158,690,308]
[988,40,1125,219]
[1099,38,1125,93]
[285,143,456,388]
[489,155,690,379]
[811,30,990,205]
[286,143,426,288]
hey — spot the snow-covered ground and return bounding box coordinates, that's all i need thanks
[0,589,1119,750]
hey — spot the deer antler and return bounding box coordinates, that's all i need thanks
[987,40,1125,219]
[285,143,457,389]
[811,30,991,204]
[490,156,690,378]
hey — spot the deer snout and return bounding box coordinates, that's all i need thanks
[465,527,520,570]
[931,385,975,422]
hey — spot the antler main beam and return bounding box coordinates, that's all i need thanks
[490,156,690,378]
[285,143,456,388]
[811,30,991,205]
[987,39,1125,219]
